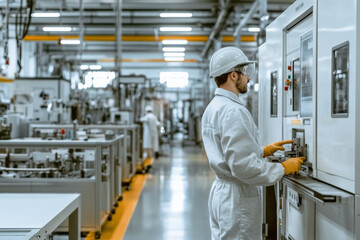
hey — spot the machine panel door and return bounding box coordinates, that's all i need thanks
[283,15,314,176]
[316,0,356,193]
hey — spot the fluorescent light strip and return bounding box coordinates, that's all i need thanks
[32,12,60,17]
[43,27,72,32]
[162,47,185,52]
[60,39,80,45]
[248,27,260,32]
[162,40,188,45]
[164,57,185,62]
[160,13,193,18]
[89,65,102,70]
[80,65,89,70]
[163,52,185,57]
[159,27,192,32]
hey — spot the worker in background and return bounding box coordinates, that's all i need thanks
[201,46,305,239]
[140,105,160,161]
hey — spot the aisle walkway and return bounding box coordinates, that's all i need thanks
[124,141,215,240]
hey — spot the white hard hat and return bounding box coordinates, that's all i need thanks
[145,105,153,112]
[209,46,256,78]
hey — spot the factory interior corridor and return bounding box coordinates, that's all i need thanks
[80,136,215,240]
[124,139,215,240]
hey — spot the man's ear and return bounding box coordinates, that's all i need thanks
[229,71,238,81]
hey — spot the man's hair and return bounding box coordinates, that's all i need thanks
[214,72,229,87]
[214,64,247,87]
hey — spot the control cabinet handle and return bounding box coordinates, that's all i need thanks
[283,177,338,204]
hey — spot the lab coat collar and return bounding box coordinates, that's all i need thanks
[214,88,243,105]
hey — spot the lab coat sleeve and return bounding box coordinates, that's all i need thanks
[139,115,148,123]
[220,108,284,186]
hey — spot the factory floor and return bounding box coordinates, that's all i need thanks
[82,137,215,240]
[124,141,215,240]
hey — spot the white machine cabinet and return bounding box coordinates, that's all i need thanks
[13,77,71,122]
[259,0,360,239]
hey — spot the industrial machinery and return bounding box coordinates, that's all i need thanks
[182,99,202,146]
[117,75,148,172]
[110,110,133,125]
[0,76,14,139]
[0,107,11,140]
[29,123,139,189]
[259,0,360,239]
[0,136,123,239]
[13,77,71,123]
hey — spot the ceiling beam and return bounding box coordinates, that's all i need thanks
[200,0,232,59]
[233,0,260,39]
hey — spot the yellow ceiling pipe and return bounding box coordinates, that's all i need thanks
[24,35,256,42]
[99,58,197,63]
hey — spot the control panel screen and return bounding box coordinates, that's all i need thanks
[300,32,313,117]
[332,41,349,117]
[270,71,278,117]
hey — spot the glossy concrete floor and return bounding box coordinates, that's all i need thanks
[124,139,215,240]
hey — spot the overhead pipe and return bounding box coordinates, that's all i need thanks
[78,0,84,83]
[257,0,268,46]
[24,35,257,42]
[115,0,123,108]
[201,0,232,58]
[233,0,260,40]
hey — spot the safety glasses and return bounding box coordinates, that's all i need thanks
[236,63,256,80]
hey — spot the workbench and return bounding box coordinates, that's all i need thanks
[0,193,80,240]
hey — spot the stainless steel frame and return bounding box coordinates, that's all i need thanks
[29,124,141,183]
[0,137,122,237]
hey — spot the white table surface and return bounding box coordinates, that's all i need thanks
[0,193,79,228]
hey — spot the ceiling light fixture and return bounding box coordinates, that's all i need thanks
[162,47,186,52]
[60,39,80,45]
[32,13,60,17]
[163,52,185,57]
[160,13,193,18]
[159,27,192,32]
[162,40,188,45]
[80,65,89,70]
[89,65,102,70]
[164,57,185,62]
[248,27,261,32]
[43,27,72,32]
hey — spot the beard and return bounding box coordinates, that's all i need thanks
[236,77,248,94]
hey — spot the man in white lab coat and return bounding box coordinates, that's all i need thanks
[140,105,160,159]
[201,46,305,239]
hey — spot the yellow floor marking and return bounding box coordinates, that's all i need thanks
[85,174,148,240]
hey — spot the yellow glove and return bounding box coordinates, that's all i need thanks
[263,140,294,157]
[281,157,305,175]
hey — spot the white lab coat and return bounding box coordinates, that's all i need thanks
[201,88,284,240]
[140,112,160,152]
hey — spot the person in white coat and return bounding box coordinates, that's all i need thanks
[202,46,305,239]
[140,105,160,159]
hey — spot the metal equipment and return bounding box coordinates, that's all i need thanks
[0,115,11,140]
[259,0,360,239]
[110,110,133,125]
[0,76,14,139]
[29,123,139,189]
[13,77,71,123]
[0,137,123,239]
